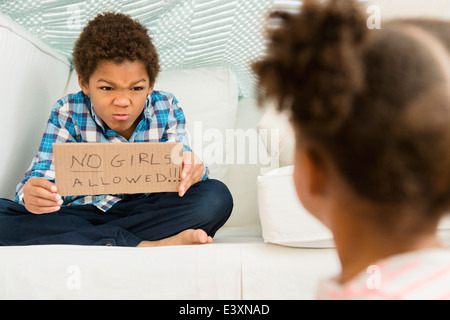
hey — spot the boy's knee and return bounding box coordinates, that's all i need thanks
[204,179,233,209]
[191,179,233,221]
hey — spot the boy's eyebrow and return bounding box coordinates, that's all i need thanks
[97,78,147,86]
[131,79,147,85]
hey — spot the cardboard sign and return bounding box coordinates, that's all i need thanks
[53,142,183,196]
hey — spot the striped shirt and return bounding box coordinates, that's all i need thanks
[15,90,208,212]
[317,248,450,300]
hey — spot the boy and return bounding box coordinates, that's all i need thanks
[0,12,233,247]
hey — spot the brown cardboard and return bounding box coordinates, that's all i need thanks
[53,142,183,196]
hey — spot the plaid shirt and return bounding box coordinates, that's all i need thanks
[15,90,208,212]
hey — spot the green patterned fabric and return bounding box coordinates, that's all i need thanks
[1,0,283,97]
[0,1,369,97]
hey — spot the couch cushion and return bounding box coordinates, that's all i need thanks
[224,98,269,228]
[65,67,239,183]
[241,244,339,299]
[0,13,71,200]
[257,165,334,248]
[257,104,295,167]
[0,244,242,299]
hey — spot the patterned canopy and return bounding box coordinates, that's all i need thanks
[1,0,285,97]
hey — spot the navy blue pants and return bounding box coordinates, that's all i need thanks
[0,179,233,247]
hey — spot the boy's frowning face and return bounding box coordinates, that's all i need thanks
[78,60,153,140]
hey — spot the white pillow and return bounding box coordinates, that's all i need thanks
[0,13,71,200]
[155,67,239,183]
[257,165,334,248]
[438,215,450,247]
[65,67,240,183]
[257,104,296,167]
[369,0,450,20]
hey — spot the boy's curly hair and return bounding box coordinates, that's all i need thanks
[73,12,159,85]
[254,0,450,217]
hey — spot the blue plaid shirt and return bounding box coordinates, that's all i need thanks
[15,90,208,212]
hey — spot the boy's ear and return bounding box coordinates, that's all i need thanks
[78,75,89,95]
[147,82,154,95]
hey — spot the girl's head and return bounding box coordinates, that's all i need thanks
[254,0,450,230]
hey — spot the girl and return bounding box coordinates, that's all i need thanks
[254,0,450,299]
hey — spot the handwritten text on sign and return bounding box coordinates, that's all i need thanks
[53,142,183,196]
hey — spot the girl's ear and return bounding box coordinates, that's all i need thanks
[294,147,327,198]
[306,149,328,196]
[293,144,331,227]
[78,75,89,95]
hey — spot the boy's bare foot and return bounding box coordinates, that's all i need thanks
[137,229,213,247]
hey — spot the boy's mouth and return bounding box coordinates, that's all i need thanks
[113,114,130,121]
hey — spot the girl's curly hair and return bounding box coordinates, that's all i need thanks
[254,0,450,216]
[73,12,160,85]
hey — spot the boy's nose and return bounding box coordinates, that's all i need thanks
[113,93,131,107]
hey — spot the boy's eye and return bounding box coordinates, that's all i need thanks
[100,86,113,91]
[131,87,144,91]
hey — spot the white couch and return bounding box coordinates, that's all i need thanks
[2,1,450,300]
[0,12,339,300]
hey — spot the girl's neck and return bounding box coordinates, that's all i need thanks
[331,204,442,284]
